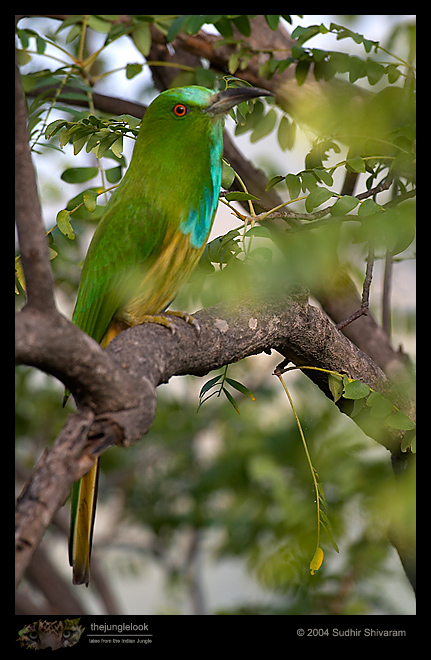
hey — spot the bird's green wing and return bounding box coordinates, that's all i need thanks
[72,196,169,343]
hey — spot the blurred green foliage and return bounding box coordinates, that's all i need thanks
[96,369,414,614]
[16,15,415,613]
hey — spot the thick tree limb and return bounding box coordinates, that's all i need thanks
[16,288,412,586]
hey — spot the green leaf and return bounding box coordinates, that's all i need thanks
[244,226,272,239]
[320,512,340,552]
[65,25,81,44]
[16,49,32,66]
[266,175,285,191]
[58,128,72,149]
[83,189,98,212]
[350,397,367,417]
[225,378,255,400]
[232,15,251,37]
[224,192,259,202]
[114,113,141,130]
[301,171,318,191]
[61,167,99,183]
[362,38,376,53]
[87,15,113,33]
[343,377,370,400]
[285,173,301,200]
[295,59,311,86]
[277,115,296,150]
[195,65,217,89]
[228,50,240,75]
[250,109,277,143]
[206,230,241,264]
[314,169,333,187]
[249,246,272,263]
[357,198,383,216]
[126,62,143,79]
[387,411,416,430]
[221,160,236,188]
[111,136,124,158]
[92,132,122,158]
[264,15,280,30]
[167,15,190,42]
[56,209,75,240]
[214,17,234,38]
[291,24,321,46]
[305,186,333,212]
[72,134,89,155]
[387,64,401,84]
[185,15,211,35]
[235,99,264,133]
[199,374,222,398]
[105,165,122,183]
[366,391,395,419]
[45,119,68,140]
[330,195,360,216]
[328,373,344,402]
[401,432,416,453]
[17,28,30,49]
[346,156,366,173]
[383,204,416,256]
[348,56,366,83]
[131,23,152,57]
[223,387,241,414]
[366,59,385,85]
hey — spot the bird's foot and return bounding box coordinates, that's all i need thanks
[165,310,200,334]
[139,311,200,335]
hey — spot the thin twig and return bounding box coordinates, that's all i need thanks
[256,176,394,227]
[355,176,393,200]
[336,246,374,330]
[382,180,400,338]
[382,251,393,337]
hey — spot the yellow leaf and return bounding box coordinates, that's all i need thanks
[15,255,25,293]
[310,546,324,575]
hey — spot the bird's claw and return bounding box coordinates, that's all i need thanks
[138,311,200,335]
[165,310,201,335]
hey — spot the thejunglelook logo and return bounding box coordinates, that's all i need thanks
[17,618,85,650]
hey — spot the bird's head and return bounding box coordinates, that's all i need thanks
[143,85,274,127]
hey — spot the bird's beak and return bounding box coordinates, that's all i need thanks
[206,86,274,116]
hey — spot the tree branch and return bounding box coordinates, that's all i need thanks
[15,56,56,313]
[15,289,413,586]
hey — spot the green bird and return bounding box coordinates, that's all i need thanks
[69,84,273,585]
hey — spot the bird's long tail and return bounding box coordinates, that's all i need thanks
[69,459,100,586]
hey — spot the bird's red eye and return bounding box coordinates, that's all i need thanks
[173,103,188,117]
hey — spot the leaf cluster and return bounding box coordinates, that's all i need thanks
[45,113,139,157]
[122,372,408,612]
[224,19,414,88]
[198,366,255,414]
[166,14,295,43]
[37,114,141,243]
[328,373,415,452]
